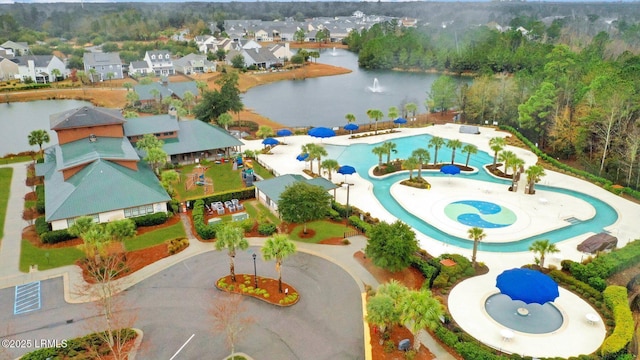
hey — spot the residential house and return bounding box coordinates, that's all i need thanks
[235,39,261,51]
[123,115,244,165]
[36,106,171,230]
[144,50,175,76]
[0,41,29,56]
[134,78,199,106]
[226,47,280,69]
[254,174,337,215]
[0,57,18,81]
[83,52,124,82]
[14,55,67,83]
[0,46,13,57]
[129,60,152,77]
[195,35,217,53]
[173,53,216,74]
[268,43,294,63]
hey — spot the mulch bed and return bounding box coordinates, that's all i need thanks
[215,274,299,306]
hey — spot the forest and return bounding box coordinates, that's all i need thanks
[0,2,639,189]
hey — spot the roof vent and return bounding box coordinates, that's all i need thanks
[89,134,97,143]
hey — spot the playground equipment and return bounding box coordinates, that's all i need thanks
[185,164,213,194]
[242,167,255,186]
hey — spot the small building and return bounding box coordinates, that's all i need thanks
[459,125,480,134]
[129,60,153,77]
[254,174,338,214]
[577,233,618,254]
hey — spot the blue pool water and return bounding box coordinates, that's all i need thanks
[324,134,619,252]
[485,293,564,334]
[445,200,516,228]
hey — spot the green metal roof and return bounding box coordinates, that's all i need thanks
[254,174,337,203]
[44,158,170,222]
[123,115,180,137]
[161,120,243,156]
[134,81,198,102]
[55,137,140,171]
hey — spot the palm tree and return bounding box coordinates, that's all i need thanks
[50,68,61,82]
[509,156,525,190]
[525,165,546,195]
[345,113,356,134]
[28,129,50,158]
[489,137,506,169]
[462,144,478,167]
[369,109,384,135]
[215,223,249,283]
[382,141,397,165]
[467,227,486,267]
[123,82,133,92]
[428,136,445,165]
[446,139,462,164]
[400,290,444,351]
[217,113,233,130]
[411,148,430,179]
[261,234,297,293]
[366,109,374,130]
[308,143,328,175]
[366,294,397,338]
[372,146,385,168]
[529,239,559,268]
[182,91,195,114]
[405,102,418,119]
[321,159,339,180]
[256,125,274,139]
[403,156,419,180]
[498,150,516,176]
[388,106,399,124]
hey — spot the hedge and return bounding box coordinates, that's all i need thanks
[35,216,50,236]
[35,184,45,214]
[568,240,640,291]
[187,187,255,206]
[601,286,634,356]
[348,215,371,233]
[548,269,603,302]
[192,199,220,239]
[41,229,74,244]
[258,222,277,236]
[410,256,439,289]
[131,212,168,227]
[499,125,640,201]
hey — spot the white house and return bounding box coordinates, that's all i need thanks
[14,55,67,83]
[144,50,175,76]
[173,53,216,74]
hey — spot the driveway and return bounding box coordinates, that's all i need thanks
[2,248,364,359]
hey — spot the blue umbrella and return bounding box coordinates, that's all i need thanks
[344,123,359,131]
[276,129,293,137]
[496,268,559,304]
[308,127,336,139]
[393,117,408,125]
[296,153,309,161]
[337,165,356,175]
[262,137,279,146]
[440,164,461,175]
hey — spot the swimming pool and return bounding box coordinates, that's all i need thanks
[485,293,564,334]
[324,134,619,252]
[445,200,517,228]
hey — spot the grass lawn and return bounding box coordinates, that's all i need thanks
[0,156,33,165]
[251,161,274,180]
[243,201,280,224]
[19,240,84,272]
[173,162,246,201]
[0,167,13,239]
[288,220,348,243]
[125,221,186,251]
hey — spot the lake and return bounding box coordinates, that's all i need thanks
[0,100,91,157]
[242,48,463,128]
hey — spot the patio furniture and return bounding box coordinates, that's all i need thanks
[500,329,514,342]
[586,313,599,325]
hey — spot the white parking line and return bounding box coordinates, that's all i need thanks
[169,334,195,360]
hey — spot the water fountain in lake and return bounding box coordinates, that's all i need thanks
[331,47,338,56]
[368,78,383,93]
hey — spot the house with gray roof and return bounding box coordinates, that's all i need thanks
[144,50,175,76]
[173,53,216,75]
[0,57,18,81]
[129,60,152,77]
[254,174,337,214]
[36,106,170,230]
[83,52,124,82]
[124,115,243,165]
[226,48,280,69]
[0,40,29,56]
[14,55,67,83]
[134,78,199,106]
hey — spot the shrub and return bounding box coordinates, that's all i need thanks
[166,237,189,255]
[326,207,341,221]
[35,184,45,214]
[41,229,74,244]
[601,286,634,356]
[191,187,255,205]
[383,340,395,353]
[348,215,371,233]
[411,256,438,288]
[258,222,277,236]
[132,212,168,227]
[35,216,50,236]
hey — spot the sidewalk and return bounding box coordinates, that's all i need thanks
[0,163,31,279]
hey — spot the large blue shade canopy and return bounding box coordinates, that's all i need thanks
[276,129,293,137]
[440,164,460,175]
[262,137,279,146]
[393,117,408,124]
[344,123,359,131]
[496,268,559,304]
[308,127,336,139]
[337,165,356,175]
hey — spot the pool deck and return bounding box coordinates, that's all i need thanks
[243,123,640,358]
